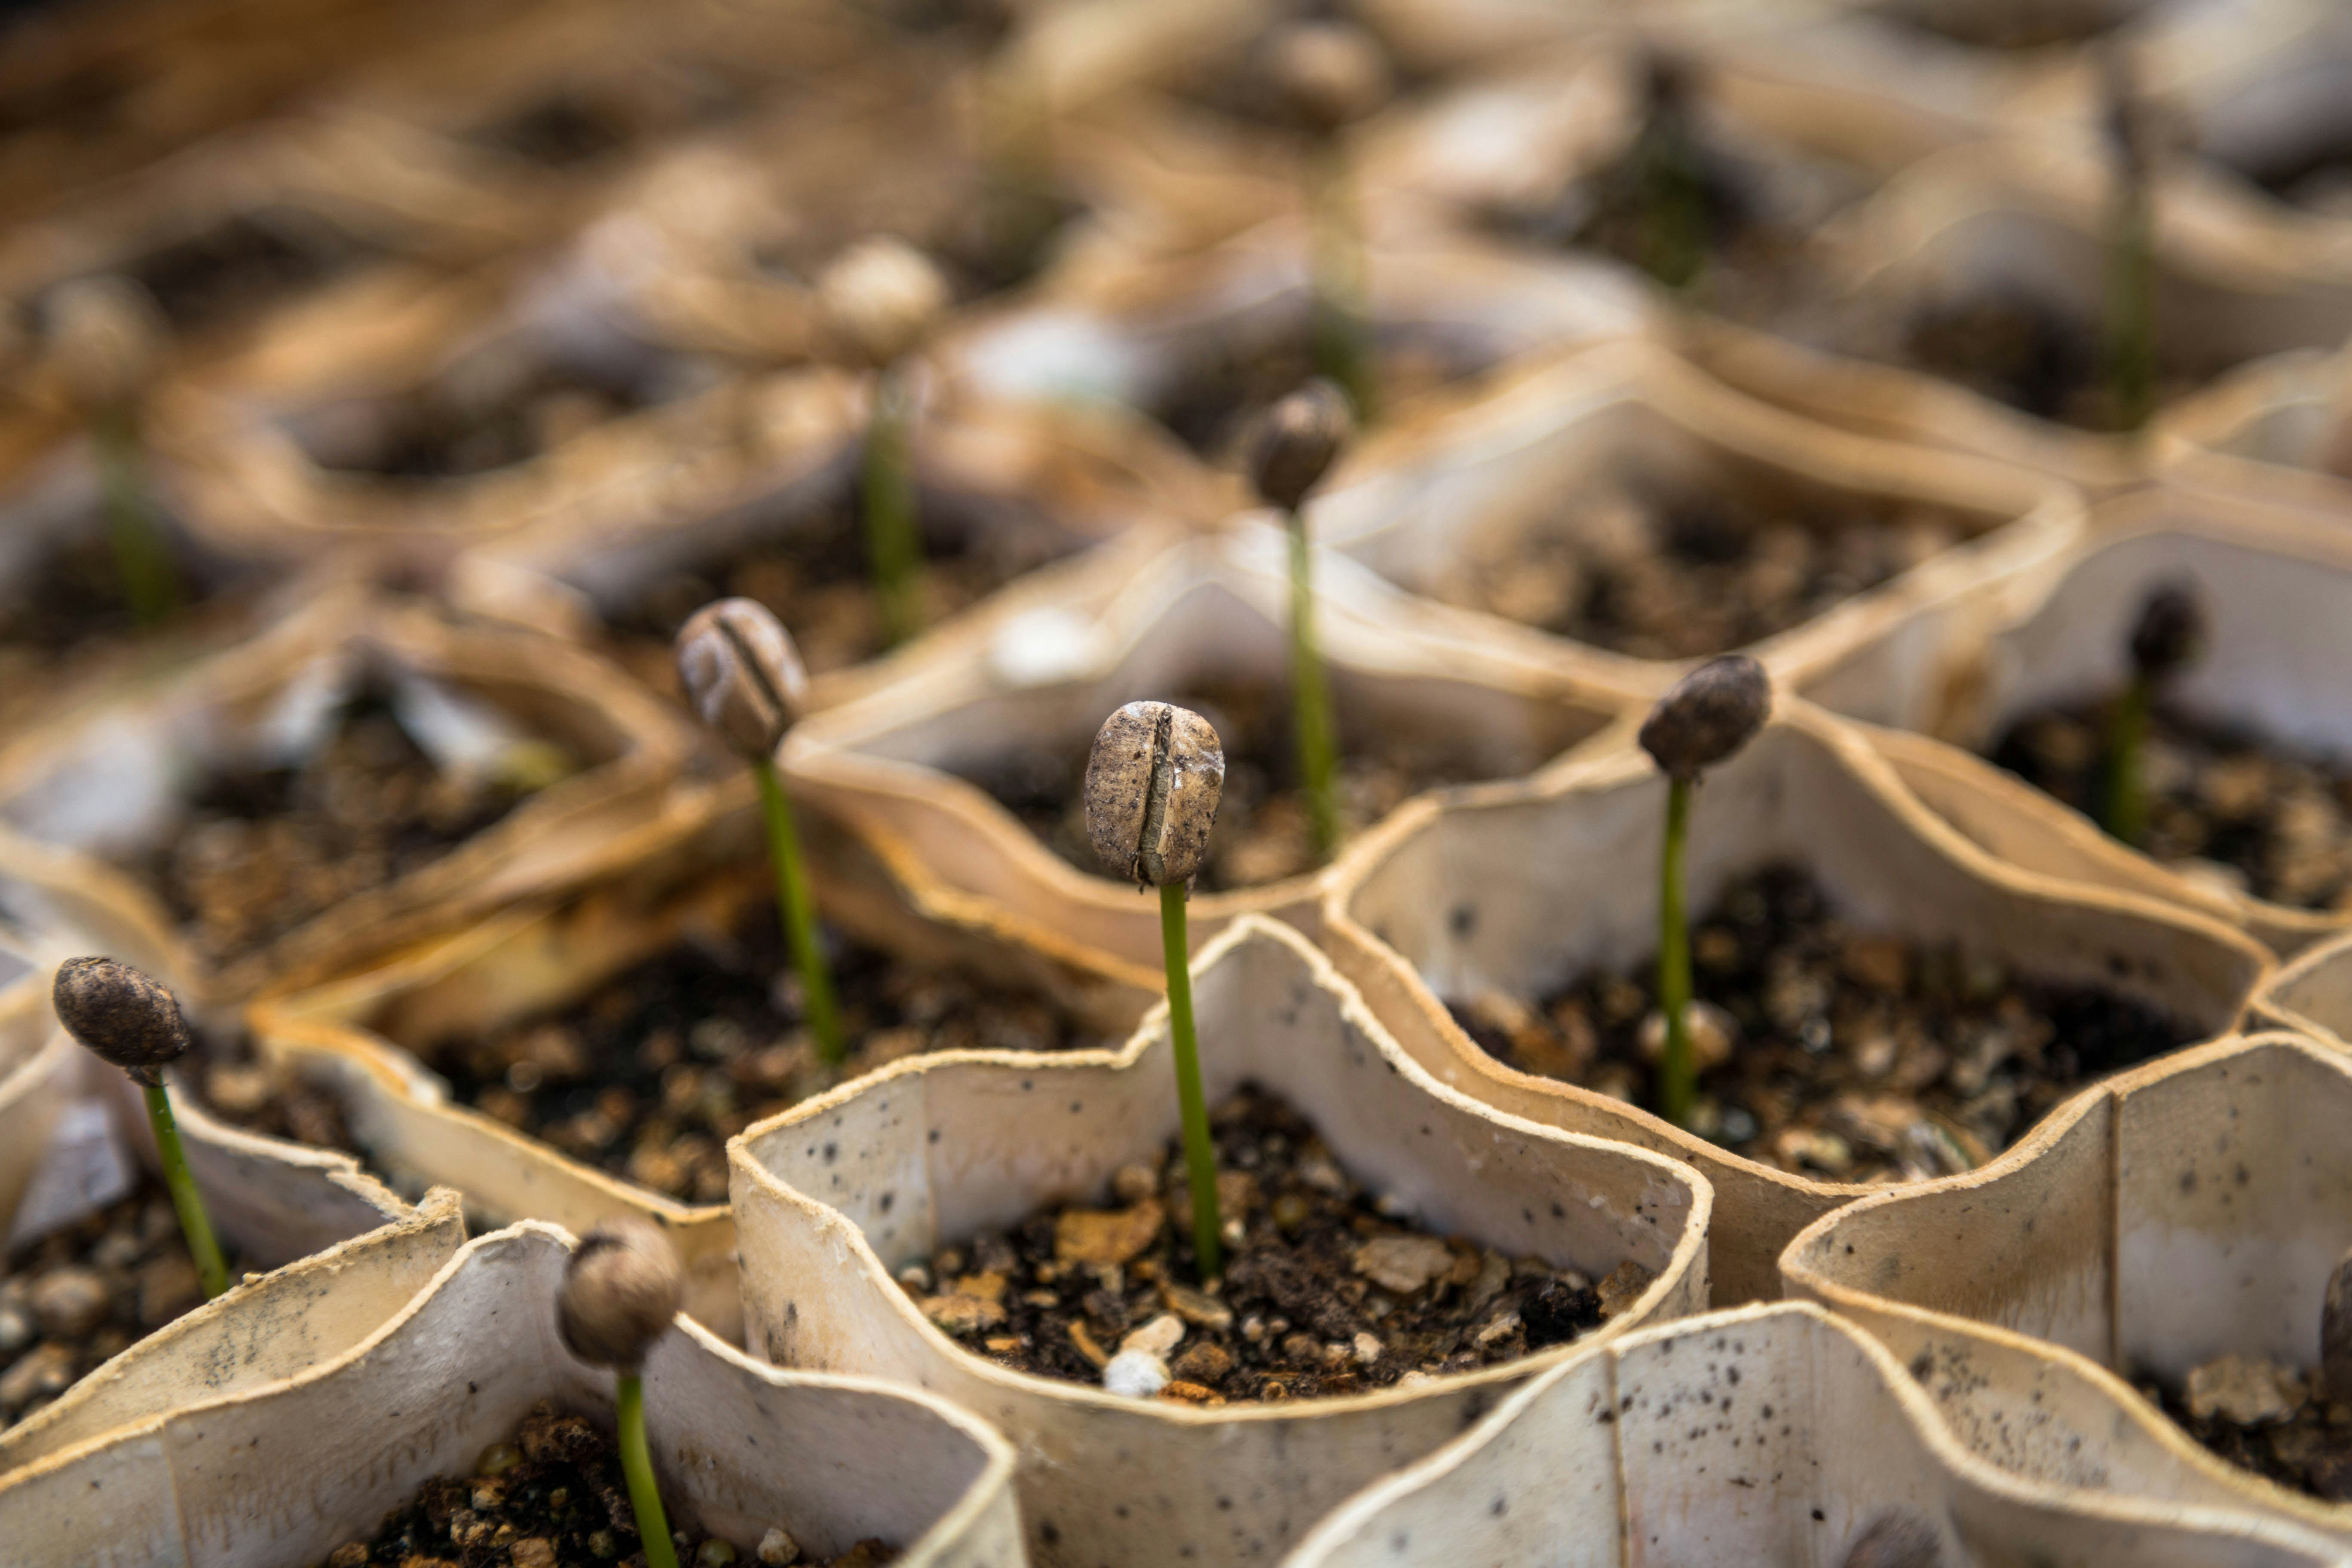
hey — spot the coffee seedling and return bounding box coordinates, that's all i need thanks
[53,956,226,1299]
[817,237,951,648]
[1637,654,1771,1128]
[559,1217,687,1568]
[49,276,181,625]
[1247,380,1353,863]
[1086,700,1227,1278]
[2101,46,2158,433]
[676,598,843,1063]
[2101,579,2203,845]
[1842,1507,1943,1568]
[1269,19,1390,422]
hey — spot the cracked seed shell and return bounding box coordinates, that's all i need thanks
[558,1215,685,1373]
[676,597,809,760]
[54,956,192,1087]
[1084,701,1224,888]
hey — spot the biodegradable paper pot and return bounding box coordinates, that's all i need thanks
[2256,925,2352,1046]
[0,585,693,1006]
[1308,339,2083,701]
[782,530,1636,992]
[1283,1299,2341,1568]
[1828,482,2352,956]
[1781,1031,2352,1549]
[239,794,1159,1341]
[729,916,1712,1568]
[1318,698,2270,1304]
[0,1221,1031,1568]
[2158,343,2352,512]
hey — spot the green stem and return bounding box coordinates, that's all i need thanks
[94,409,181,627]
[2101,674,2152,846]
[616,1373,679,1568]
[1639,120,1706,291]
[861,370,921,649]
[1308,141,1377,425]
[2104,172,2156,434]
[144,1081,227,1299]
[1286,509,1341,864]
[756,756,844,1064]
[1657,776,1696,1129]
[1160,881,1221,1282]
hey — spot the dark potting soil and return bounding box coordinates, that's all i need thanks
[1421,484,1963,661]
[611,493,1078,686]
[0,1179,253,1430]
[955,675,1516,892]
[1155,327,1464,462]
[192,1044,361,1156]
[1884,0,2128,51]
[428,904,1103,1205]
[118,207,388,336]
[894,1083,1651,1402]
[316,1400,897,1567]
[0,523,222,661]
[116,686,559,969]
[2142,1358,2352,1504]
[1991,697,2352,912]
[1448,863,2199,1183]
[2231,142,2352,218]
[1895,292,2205,433]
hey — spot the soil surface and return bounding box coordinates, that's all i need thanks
[428,904,1102,1205]
[1992,698,2352,911]
[118,685,558,969]
[2231,143,2352,217]
[1156,327,1464,462]
[1421,484,1963,661]
[1886,0,2126,50]
[1449,863,2199,1183]
[1891,293,2204,433]
[2143,1355,2352,1503]
[894,1083,1651,1402]
[0,1178,252,1430]
[956,674,1520,891]
[192,1043,361,1155]
[119,206,387,335]
[611,493,1078,686]
[0,523,222,661]
[317,1400,895,1567]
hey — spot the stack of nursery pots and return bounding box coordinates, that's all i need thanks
[28,0,2352,1564]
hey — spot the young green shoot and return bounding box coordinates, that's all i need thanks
[51,276,181,625]
[1247,381,1354,864]
[676,598,844,1063]
[558,1217,686,1568]
[53,956,226,1299]
[1270,20,1390,423]
[1085,701,1227,1280]
[1633,50,1709,292]
[2101,47,2158,434]
[2101,580,2203,845]
[818,239,950,648]
[1636,655,1771,1130]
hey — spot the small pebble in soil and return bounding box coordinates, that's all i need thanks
[426,906,1102,1204]
[2143,1354,2352,1502]
[0,1180,251,1430]
[892,1083,1652,1401]
[313,1400,897,1566]
[118,682,564,968]
[1420,484,1962,661]
[1448,863,2198,1184]
[1992,698,2352,911]
[958,676,1523,891]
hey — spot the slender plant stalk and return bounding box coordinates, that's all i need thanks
[861,371,921,649]
[1286,509,1341,863]
[1307,142,1377,424]
[755,756,844,1064]
[94,410,181,627]
[2101,674,2153,845]
[1638,116,1706,291]
[615,1373,679,1568]
[143,1081,227,1299]
[1160,881,1222,1281]
[1656,776,1696,1128]
[2104,165,2156,433]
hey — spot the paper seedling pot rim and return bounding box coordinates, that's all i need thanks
[782,529,1645,995]
[1779,1030,2352,1544]
[1316,695,2272,1303]
[1280,1298,2346,1568]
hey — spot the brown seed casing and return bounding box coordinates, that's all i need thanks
[558,1215,686,1373]
[675,598,809,760]
[48,275,163,413]
[1841,1508,1942,1568]
[816,236,950,368]
[1084,701,1224,888]
[1246,380,1354,514]
[1268,19,1393,134]
[1639,654,1772,782]
[2128,580,2205,682]
[53,956,191,1087]
[2324,1246,2352,1405]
